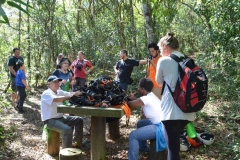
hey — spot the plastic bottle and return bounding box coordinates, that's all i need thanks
[63,80,71,106]
[64,81,70,92]
[186,122,197,138]
[42,125,47,141]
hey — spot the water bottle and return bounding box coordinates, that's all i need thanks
[42,125,47,141]
[63,80,71,106]
[64,80,70,92]
[186,122,197,138]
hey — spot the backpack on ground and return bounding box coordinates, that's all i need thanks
[162,54,208,113]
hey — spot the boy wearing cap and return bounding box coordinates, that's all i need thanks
[40,75,83,148]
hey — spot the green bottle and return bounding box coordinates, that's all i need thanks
[64,81,70,92]
[186,122,197,138]
[42,125,47,141]
[63,81,71,106]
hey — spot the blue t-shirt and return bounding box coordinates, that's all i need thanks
[15,70,26,87]
[52,69,74,90]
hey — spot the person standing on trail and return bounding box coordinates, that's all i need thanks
[71,51,94,90]
[146,43,162,99]
[114,49,148,91]
[155,32,195,160]
[15,60,31,113]
[7,48,24,106]
[40,75,83,148]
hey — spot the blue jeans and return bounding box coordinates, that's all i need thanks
[137,119,152,152]
[128,123,157,160]
[118,82,128,91]
[17,86,26,110]
[45,115,83,148]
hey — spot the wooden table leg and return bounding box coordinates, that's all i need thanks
[91,116,106,160]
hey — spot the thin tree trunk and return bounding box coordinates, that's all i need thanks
[18,10,22,48]
[142,2,154,44]
[27,0,31,81]
[76,0,82,49]
[130,0,137,58]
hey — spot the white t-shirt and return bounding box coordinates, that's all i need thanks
[155,51,195,121]
[41,88,71,121]
[140,92,163,124]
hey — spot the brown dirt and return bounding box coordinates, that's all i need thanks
[0,87,239,160]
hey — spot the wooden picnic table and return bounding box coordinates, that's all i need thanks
[57,105,124,160]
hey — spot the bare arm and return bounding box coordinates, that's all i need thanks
[22,79,30,90]
[114,66,118,73]
[128,98,144,108]
[53,96,71,102]
[9,66,16,76]
[53,91,82,102]
[157,82,163,87]
[139,60,148,65]
[85,66,94,75]
[88,66,94,73]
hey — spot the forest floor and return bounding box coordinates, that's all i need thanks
[0,86,239,160]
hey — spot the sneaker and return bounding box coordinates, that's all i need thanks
[180,135,191,151]
[18,109,24,114]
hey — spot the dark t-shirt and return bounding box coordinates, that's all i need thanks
[52,69,74,90]
[115,58,139,82]
[7,56,24,78]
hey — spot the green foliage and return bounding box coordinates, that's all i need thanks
[0,0,33,25]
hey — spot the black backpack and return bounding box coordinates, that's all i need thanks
[162,54,208,113]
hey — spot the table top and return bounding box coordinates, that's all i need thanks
[57,105,124,118]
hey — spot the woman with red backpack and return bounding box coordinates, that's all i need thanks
[155,32,195,160]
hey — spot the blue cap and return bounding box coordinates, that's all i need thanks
[47,75,62,82]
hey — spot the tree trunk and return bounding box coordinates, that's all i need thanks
[142,2,154,44]
[115,1,126,49]
[130,0,137,58]
[59,148,82,160]
[27,0,31,82]
[18,10,22,48]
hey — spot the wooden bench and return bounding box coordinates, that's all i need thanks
[44,119,121,156]
[149,139,167,160]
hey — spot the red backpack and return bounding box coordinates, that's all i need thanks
[162,54,208,113]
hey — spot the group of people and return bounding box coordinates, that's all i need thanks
[7,48,30,113]
[7,32,194,160]
[115,33,194,160]
[41,51,94,148]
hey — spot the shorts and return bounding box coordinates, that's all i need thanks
[11,77,17,92]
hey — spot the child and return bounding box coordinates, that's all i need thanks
[15,60,30,113]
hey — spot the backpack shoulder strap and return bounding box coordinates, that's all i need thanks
[161,81,174,96]
[170,53,187,63]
